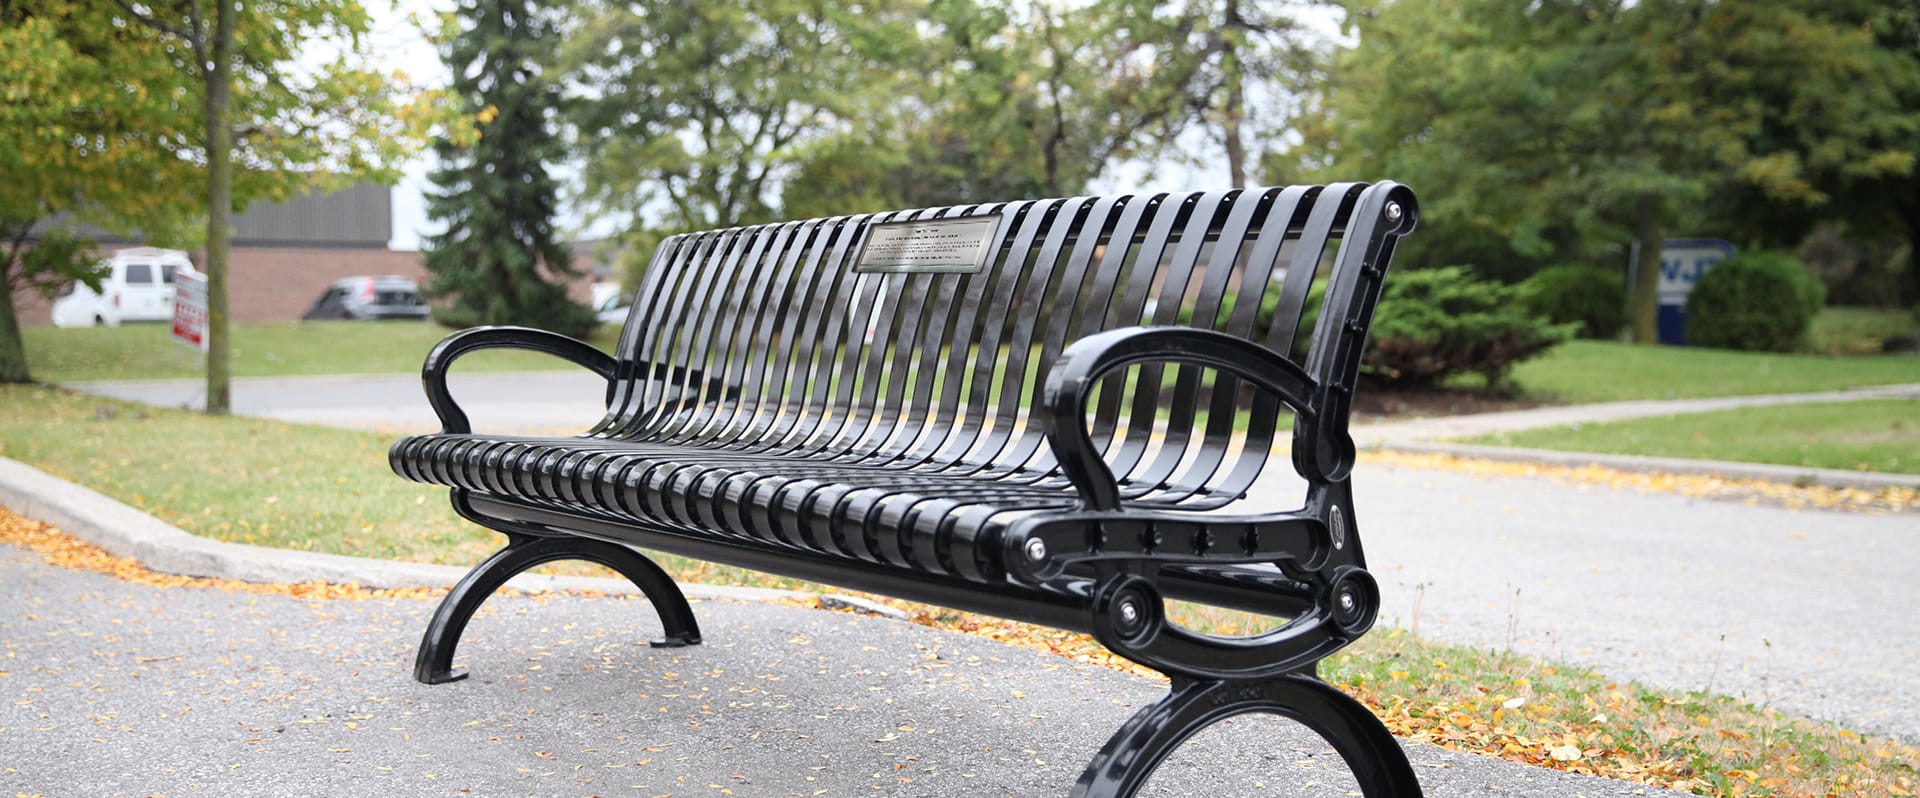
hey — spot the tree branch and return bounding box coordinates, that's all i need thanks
[114,0,205,68]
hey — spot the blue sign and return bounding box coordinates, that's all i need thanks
[1655,238,1734,345]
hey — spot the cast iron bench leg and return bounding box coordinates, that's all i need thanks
[413,532,703,685]
[1072,673,1421,798]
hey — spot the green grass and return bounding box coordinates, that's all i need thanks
[1465,399,1920,474]
[1500,340,1920,403]
[0,383,791,587]
[22,321,619,382]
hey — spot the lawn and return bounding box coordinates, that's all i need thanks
[0,383,786,588]
[1465,399,1920,474]
[21,320,619,383]
[1502,340,1920,403]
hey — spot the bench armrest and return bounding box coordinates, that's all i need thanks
[421,326,617,434]
[1042,326,1346,511]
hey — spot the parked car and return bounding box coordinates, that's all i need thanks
[301,276,430,321]
[50,248,195,327]
[595,289,630,325]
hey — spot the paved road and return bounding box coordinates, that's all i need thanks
[64,373,1920,742]
[67,371,610,435]
[1348,462,1918,742]
[68,373,1920,441]
[0,547,1680,797]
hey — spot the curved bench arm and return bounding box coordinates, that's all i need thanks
[1042,326,1338,511]
[422,326,617,434]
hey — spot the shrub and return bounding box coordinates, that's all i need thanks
[1174,287,1282,332]
[1520,264,1625,339]
[1685,250,1825,352]
[1175,267,1573,389]
[1363,267,1576,389]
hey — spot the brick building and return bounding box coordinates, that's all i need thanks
[15,183,601,325]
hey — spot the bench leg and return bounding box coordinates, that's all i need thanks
[414,533,704,685]
[1071,673,1422,797]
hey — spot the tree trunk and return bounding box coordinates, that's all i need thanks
[0,272,28,384]
[0,225,31,383]
[1629,193,1663,345]
[203,0,235,414]
[1220,1,1246,189]
[1223,80,1246,189]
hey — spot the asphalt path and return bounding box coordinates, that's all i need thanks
[66,371,610,434]
[1350,465,1918,742]
[63,373,1920,742]
[0,547,1682,797]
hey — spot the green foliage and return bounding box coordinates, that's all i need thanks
[1796,223,1910,308]
[568,0,926,232]
[4,0,445,392]
[586,0,1323,228]
[1364,267,1576,389]
[1092,0,1318,188]
[1295,0,1920,341]
[1174,287,1283,333]
[422,0,594,338]
[780,0,1112,215]
[1805,307,1920,356]
[8,229,104,298]
[0,0,204,381]
[1685,251,1826,353]
[1520,265,1626,340]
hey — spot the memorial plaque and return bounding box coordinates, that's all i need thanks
[854,216,1001,274]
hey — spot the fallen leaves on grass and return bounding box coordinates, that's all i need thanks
[1363,451,1917,513]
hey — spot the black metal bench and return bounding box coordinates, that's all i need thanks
[390,182,1422,797]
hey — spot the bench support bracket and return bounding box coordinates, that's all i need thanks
[1072,672,1421,797]
[414,532,703,685]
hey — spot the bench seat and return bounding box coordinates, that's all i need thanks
[391,431,1082,576]
[389,182,1425,797]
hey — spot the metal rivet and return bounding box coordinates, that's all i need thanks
[1339,591,1356,613]
[1023,538,1048,562]
[1385,202,1403,223]
[1329,505,1346,550]
[1118,600,1140,625]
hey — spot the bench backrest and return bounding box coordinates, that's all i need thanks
[595,182,1416,506]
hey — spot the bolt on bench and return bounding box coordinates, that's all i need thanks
[390,182,1422,797]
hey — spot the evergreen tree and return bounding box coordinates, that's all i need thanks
[424,0,593,337]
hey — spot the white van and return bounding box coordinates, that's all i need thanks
[49,248,196,327]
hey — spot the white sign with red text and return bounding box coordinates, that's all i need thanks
[171,268,209,352]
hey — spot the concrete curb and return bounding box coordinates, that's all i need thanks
[1381,441,1920,491]
[0,456,903,619]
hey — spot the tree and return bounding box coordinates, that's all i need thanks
[112,0,433,412]
[421,0,595,338]
[0,0,203,383]
[780,0,1123,216]
[1097,0,1320,188]
[1300,0,1920,342]
[567,0,926,233]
